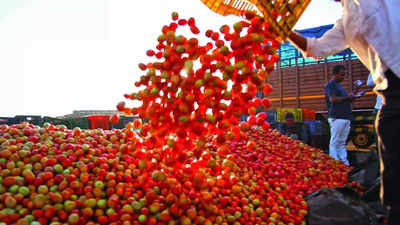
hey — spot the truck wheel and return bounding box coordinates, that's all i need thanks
[352,132,374,149]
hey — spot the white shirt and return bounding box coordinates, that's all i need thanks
[367,73,382,109]
[293,0,400,91]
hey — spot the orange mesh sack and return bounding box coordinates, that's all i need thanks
[200,0,311,40]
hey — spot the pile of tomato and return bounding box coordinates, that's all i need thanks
[0,122,352,225]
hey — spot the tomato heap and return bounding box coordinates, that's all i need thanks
[117,12,278,156]
[0,122,351,225]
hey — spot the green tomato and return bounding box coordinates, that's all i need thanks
[18,186,30,196]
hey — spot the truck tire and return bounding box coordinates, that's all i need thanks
[352,131,374,149]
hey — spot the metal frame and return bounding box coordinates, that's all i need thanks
[277,42,358,68]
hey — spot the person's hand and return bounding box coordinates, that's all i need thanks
[354,90,367,98]
[288,32,307,52]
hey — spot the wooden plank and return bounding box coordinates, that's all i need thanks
[300,91,325,96]
[324,58,328,83]
[279,64,283,107]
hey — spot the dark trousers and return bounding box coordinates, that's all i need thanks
[376,69,400,225]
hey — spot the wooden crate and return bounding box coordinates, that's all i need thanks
[200,0,259,16]
[256,0,311,40]
[200,0,311,40]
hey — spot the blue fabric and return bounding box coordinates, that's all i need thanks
[295,25,353,56]
[279,24,353,57]
[325,80,353,120]
[295,24,334,38]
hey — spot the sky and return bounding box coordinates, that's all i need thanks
[0,0,343,117]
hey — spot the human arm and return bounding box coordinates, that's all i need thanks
[329,95,356,103]
[288,32,307,52]
[326,82,356,103]
[288,19,348,60]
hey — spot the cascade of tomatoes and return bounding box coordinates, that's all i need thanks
[117,11,278,159]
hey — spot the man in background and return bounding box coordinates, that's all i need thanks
[325,65,358,166]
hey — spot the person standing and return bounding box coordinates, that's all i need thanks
[324,65,356,166]
[288,1,400,223]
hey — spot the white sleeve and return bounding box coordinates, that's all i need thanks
[295,19,349,60]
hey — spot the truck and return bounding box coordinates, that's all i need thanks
[264,24,377,150]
